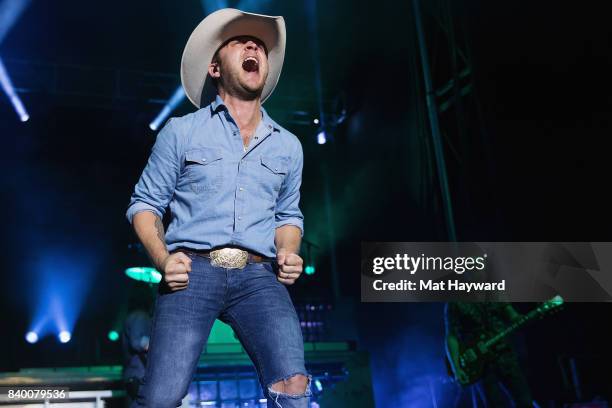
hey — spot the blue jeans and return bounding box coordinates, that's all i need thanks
[132,254,311,408]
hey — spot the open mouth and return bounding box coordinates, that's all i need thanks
[242,56,259,73]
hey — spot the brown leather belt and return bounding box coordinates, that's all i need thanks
[172,246,275,269]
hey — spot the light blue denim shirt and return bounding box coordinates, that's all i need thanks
[126,95,304,257]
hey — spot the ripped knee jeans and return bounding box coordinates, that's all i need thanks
[132,255,311,408]
[267,373,313,408]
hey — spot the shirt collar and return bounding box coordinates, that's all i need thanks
[210,94,226,113]
[210,94,280,133]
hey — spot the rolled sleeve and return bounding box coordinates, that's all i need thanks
[275,141,304,237]
[126,118,181,225]
[126,202,163,225]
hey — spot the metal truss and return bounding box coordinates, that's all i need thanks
[2,57,336,126]
[413,0,491,240]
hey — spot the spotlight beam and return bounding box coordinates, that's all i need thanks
[0,0,31,45]
[0,57,29,121]
[0,0,31,121]
[149,86,185,131]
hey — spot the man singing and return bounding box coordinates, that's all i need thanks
[126,8,311,407]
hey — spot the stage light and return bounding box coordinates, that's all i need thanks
[27,314,51,344]
[317,130,326,145]
[552,295,564,306]
[58,330,71,343]
[125,267,162,284]
[0,0,32,44]
[313,118,319,125]
[28,251,90,347]
[25,331,38,344]
[305,265,316,275]
[149,86,185,131]
[314,379,323,392]
[0,57,30,123]
[107,330,119,342]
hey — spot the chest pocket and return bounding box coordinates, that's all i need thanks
[184,147,224,194]
[257,155,289,202]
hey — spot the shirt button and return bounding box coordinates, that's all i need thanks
[238,216,242,220]
[202,158,207,162]
[239,187,244,191]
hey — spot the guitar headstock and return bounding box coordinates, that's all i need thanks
[535,295,564,318]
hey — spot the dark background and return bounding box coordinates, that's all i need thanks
[0,0,610,406]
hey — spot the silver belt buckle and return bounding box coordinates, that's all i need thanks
[210,248,248,269]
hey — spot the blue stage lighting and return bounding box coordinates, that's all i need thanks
[201,0,228,14]
[314,379,323,392]
[27,250,91,351]
[58,330,71,343]
[317,130,326,145]
[149,86,185,131]
[0,0,31,121]
[0,0,31,45]
[0,58,29,122]
[28,314,51,341]
[25,331,38,344]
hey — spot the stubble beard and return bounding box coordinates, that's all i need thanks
[218,61,267,101]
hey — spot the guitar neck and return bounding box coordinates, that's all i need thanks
[483,308,538,348]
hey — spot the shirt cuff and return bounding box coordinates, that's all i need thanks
[126,202,163,224]
[275,218,304,237]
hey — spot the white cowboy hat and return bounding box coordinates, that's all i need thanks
[180,8,286,108]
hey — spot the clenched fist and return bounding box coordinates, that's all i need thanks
[159,252,192,291]
[276,248,303,285]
